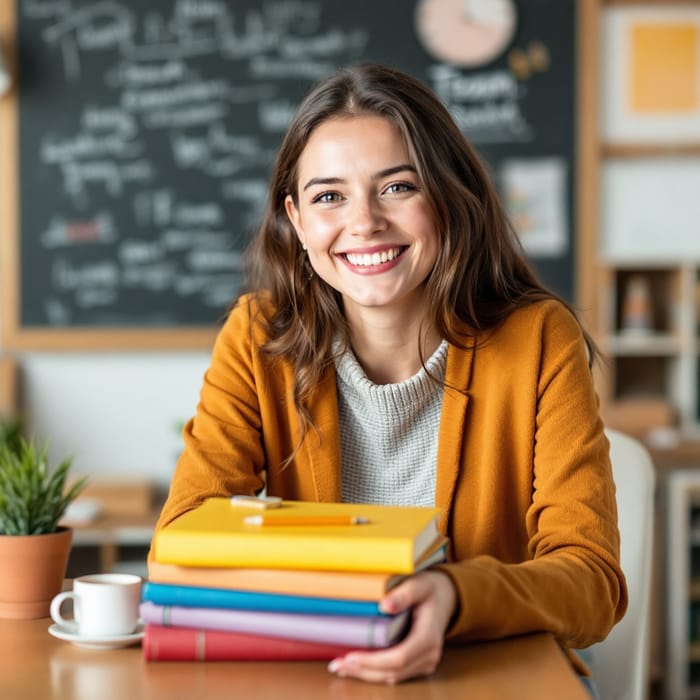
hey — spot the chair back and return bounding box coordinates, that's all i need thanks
[586,428,655,700]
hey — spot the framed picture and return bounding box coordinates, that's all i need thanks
[600,5,700,143]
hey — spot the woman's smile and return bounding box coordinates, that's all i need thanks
[338,245,409,273]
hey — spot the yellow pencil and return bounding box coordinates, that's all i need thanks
[243,515,371,526]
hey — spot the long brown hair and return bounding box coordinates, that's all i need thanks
[244,62,596,432]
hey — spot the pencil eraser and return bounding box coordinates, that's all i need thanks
[230,495,282,509]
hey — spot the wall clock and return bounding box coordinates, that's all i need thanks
[415,0,518,68]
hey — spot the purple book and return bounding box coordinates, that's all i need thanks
[139,600,410,648]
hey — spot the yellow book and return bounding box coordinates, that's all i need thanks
[153,498,442,574]
[147,537,448,600]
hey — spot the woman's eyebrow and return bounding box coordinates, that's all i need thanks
[302,164,416,192]
[302,176,343,192]
[377,164,416,179]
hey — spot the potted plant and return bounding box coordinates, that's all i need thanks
[0,428,87,619]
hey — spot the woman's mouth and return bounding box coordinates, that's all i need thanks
[341,246,408,268]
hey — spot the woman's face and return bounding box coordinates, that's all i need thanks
[285,114,439,318]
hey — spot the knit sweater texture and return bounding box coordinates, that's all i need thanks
[334,339,447,506]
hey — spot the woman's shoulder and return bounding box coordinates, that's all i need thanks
[229,290,275,315]
[484,298,586,348]
[223,291,276,326]
[216,291,278,348]
[507,298,580,330]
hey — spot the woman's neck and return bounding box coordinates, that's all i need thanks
[344,303,442,385]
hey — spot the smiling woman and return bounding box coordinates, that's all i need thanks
[152,63,626,692]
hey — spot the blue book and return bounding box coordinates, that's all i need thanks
[141,581,385,617]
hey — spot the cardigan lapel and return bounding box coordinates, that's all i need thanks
[434,340,474,535]
[299,339,474,513]
[303,364,343,502]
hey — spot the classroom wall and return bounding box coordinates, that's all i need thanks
[12,350,211,488]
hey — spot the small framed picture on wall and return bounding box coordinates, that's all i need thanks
[600,5,700,143]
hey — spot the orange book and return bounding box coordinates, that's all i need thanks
[147,537,447,601]
[152,498,442,573]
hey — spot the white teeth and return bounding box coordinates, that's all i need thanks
[345,247,402,267]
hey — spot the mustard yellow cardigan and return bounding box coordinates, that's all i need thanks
[155,294,627,655]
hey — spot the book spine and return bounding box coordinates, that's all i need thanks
[140,601,401,648]
[143,624,355,661]
[141,582,382,617]
[146,561,393,601]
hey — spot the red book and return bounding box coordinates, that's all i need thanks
[143,623,356,661]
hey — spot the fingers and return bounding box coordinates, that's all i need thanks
[379,570,444,615]
[328,625,443,684]
[381,571,457,627]
[328,572,456,684]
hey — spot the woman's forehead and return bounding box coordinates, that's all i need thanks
[298,115,412,168]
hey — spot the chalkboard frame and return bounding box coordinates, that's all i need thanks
[0,0,599,350]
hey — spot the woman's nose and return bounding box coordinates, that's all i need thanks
[347,197,387,238]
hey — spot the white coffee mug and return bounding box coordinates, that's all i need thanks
[50,573,142,637]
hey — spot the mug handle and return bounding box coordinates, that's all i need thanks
[50,591,79,631]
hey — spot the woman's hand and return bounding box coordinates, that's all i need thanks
[327,570,457,684]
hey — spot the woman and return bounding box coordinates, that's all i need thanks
[153,63,626,687]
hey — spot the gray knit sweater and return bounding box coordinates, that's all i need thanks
[334,340,448,506]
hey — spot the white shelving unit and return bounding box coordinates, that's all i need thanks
[595,6,700,695]
[667,469,700,699]
[599,263,700,438]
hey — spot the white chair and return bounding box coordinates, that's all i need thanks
[583,428,656,700]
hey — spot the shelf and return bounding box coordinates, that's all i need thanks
[599,263,700,438]
[667,471,700,699]
[605,333,682,356]
[602,143,700,158]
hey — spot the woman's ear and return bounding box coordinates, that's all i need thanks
[284,194,305,247]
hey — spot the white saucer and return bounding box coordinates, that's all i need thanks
[48,622,145,650]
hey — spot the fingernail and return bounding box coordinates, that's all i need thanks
[379,599,395,614]
[328,659,341,673]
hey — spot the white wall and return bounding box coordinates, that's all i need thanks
[16,351,211,489]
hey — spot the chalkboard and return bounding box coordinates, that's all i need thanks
[0,0,586,349]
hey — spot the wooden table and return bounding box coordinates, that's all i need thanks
[0,616,591,700]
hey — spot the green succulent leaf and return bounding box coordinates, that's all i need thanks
[0,439,86,536]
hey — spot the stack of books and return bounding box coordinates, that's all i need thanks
[142,498,447,661]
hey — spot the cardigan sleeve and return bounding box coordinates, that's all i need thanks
[435,302,628,650]
[153,295,268,533]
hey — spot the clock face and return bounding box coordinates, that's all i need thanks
[415,0,518,68]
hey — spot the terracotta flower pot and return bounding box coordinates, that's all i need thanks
[0,526,73,619]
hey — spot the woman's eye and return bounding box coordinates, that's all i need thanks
[312,191,341,204]
[385,182,416,195]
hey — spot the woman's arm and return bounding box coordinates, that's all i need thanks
[436,304,626,649]
[153,296,268,533]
